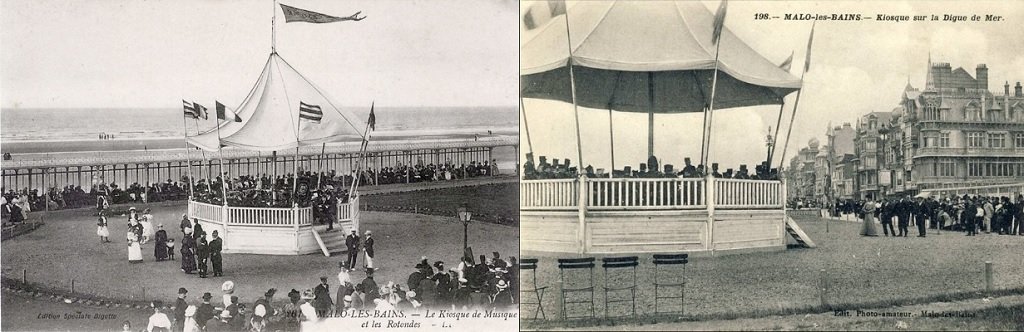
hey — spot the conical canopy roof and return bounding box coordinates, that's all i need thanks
[188,53,367,151]
[520,1,801,113]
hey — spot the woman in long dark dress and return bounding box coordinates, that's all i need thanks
[154,224,169,261]
[180,228,197,274]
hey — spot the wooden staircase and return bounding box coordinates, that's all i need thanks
[785,216,816,248]
[311,224,356,257]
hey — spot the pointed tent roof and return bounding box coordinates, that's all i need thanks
[520,1,800,113]
[188,53,367,151]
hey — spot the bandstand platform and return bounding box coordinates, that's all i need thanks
[521,176,788,255]
[187,197,359,255]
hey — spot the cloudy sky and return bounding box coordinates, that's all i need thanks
[520,1,1024,172]
[2,0,518,109]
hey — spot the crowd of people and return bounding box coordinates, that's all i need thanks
[840,194,1024,237]
[133,249,517,331]
[0,159,501,222]
[522,154,780,181]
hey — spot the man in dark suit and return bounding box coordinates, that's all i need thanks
[915,198,928,237]
[209,230,223,277]
[345,230,360,269]
[880,199,896,236]
[196,293,215,331]
[896,196,912,237]
[196,237,210,278]
[173,288,188,332]
[313,276,333,317]
[681,158,697,178]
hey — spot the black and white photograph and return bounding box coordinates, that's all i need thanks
[518,1,1024,330]
[1,1,519,331]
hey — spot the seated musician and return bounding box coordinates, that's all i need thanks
[723,168,734,178]
[711,163,722,178]
[681,158,697,178]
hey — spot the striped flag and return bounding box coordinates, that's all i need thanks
[711,0,728,45]
[183,100,198,119]
[804,21,816,73]
[368,102,376,131]
[194,102,209,120]
[216,101,242,122]
[779,50,794,72]
[299,102,323,123]
[523,0,567,30]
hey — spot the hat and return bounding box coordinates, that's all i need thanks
[212,230,218,236]
[365,267,375,274]
[178,287,188,295]
[343,295,353,302]
[220,309,231,319]
[406,291,416,298]
[230,295,238,304]
[143,208,151,213]
[264,288,277,298]
[496,280,508,290]
[221,281,235,293]
[365,230,372,235]
[254,304,266,317]
[202,292,213,300]
[458,277,468,284]
[320,276,328,282]
[287,289,300,300]
[129,207,136,210]
[158,224,164,228]
[351,229,357,233]
[185,305,197,317]
[300,289,315,300]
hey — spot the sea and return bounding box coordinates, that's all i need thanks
[0,107,518,142]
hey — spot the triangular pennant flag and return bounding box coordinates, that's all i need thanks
[367,102,376,131]
[280,3,365,23]
[804,21,815,73]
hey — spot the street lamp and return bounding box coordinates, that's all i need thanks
[457,205,472,250]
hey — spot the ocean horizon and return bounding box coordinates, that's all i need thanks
[1,106,517,142]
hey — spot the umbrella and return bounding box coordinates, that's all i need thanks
[520,1,801,171]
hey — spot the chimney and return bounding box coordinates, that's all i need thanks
[1006,81,1012,96]
[976,64,988,91]
[1017,82,1023,97]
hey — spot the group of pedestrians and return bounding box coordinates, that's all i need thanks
[177,215,224,278]
[856,194,1024,237]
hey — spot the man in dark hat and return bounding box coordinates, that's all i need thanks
[356,268,379,309]
[196,237,210,278]
[196,292,215,330]
[173,288,188,332]
[345,230,360,269]
[192,218,205,241]
[209,230,223,277]
[711,163,722,178]
[313,276,333,317]
[491,252,507,269]
[681,158,696,178]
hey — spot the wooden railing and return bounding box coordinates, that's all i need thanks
[587,178,705,210]
[714,178,783,209]
[520,179,578,210]
[226,206,300,227]
[521,177,784,211]
[190,201,222,223]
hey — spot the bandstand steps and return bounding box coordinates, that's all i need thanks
[314,227,349,255]
[785,217,816,248]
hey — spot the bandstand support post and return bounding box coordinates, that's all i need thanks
[707,174,716,255]
[577,175,588,255]
[293,206,300,254]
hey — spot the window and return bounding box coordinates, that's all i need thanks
[968,161,983,177]
[939,132,950,147]
[862,156,876,169]
[864,139,876,151]
[988,133,1006,148]
[924,106,941,120]
[935,160,955,177]
[1015,133,1024,148]
[967,132,985,147]
[965,104,982,121]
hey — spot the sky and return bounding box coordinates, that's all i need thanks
[1,0,519,109]
[519,1,1024,172]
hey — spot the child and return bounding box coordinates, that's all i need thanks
[166,239,176,260]
[97,214,110,243]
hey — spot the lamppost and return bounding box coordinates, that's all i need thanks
[457,205,472,250]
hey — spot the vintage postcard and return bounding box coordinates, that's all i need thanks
[519,1,1023,331]
[2,0,518,331]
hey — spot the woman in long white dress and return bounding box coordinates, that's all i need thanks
[96,215,110,243]
[128,230,143,263]
[140,209,154,244]
[182,305,201,332]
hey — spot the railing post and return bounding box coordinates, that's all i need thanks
[293,206,300,253]
[577,175,588,255]
[221,204,229,245]
[706,175,716,253]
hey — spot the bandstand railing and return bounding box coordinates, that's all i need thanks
[188,196,359,228]
[520,179,579,210]
[586,178,705,210]
[190,201,223,223]
[714,178,784,209]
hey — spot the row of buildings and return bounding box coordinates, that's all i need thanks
[788,61,1024,204]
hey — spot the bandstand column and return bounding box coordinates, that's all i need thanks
[706,174,716,254]
[577,175,588,254]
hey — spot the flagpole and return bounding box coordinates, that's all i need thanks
[768,102,786,165]
[702,32,724,168]
[194,117,212,196]
[182,112,195,199]
[519,96,533,156]
[349,103,374,198]
[216,118,229,207]
[272,0,277,53]
[316,142,326,191]
[778,21,815,171]
[561,5,585,176]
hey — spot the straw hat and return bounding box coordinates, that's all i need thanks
[254,304,266,317]
[222,281,235,293]
[301,289,315,300]
[496,279,508,290]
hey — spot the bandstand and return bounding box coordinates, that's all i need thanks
[521,176,787,254]
[519,1,805,254]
